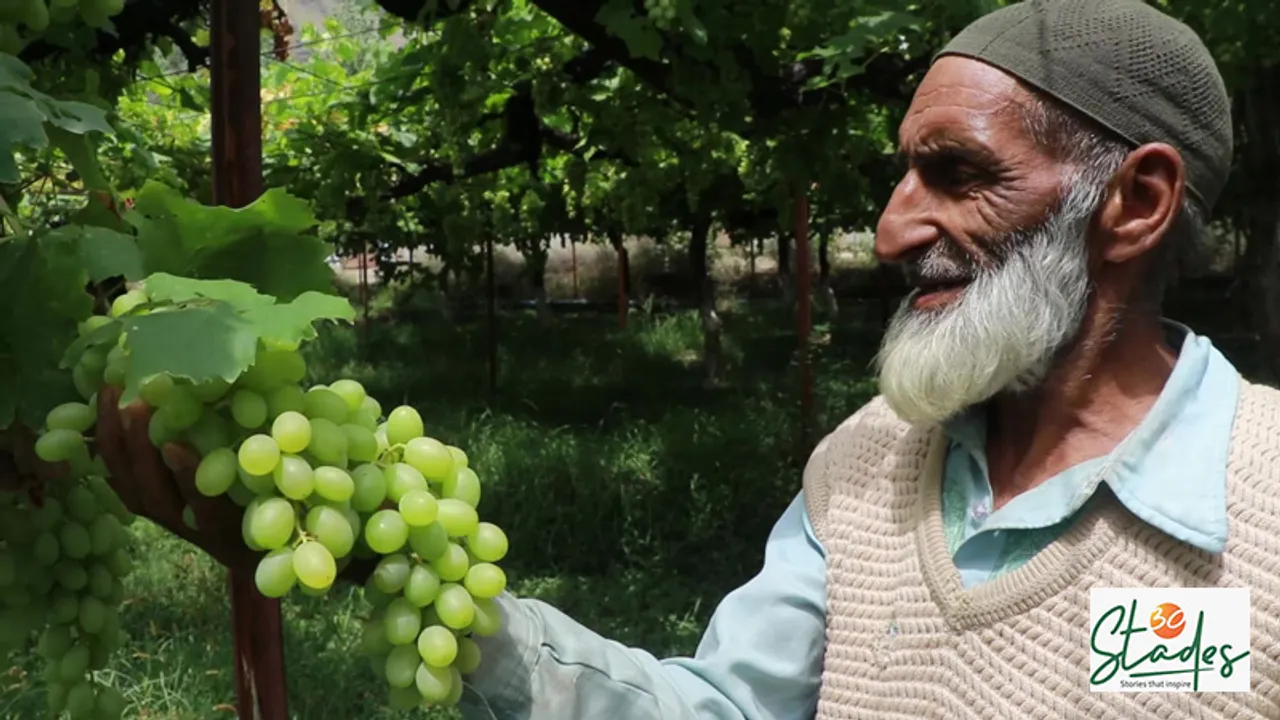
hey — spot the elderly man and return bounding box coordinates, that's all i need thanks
[84,0,1280,718]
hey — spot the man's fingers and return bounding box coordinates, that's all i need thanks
[121,401,186,524]
[94,386,144,515]
[163,442,248,569]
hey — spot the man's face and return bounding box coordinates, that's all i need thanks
[872,57,1100,425]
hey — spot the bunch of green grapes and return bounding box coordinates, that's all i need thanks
[0,0,127,55]
[50,286,510,711]
[14,401,137,718]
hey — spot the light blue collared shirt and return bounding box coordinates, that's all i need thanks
[459,322,1239,720]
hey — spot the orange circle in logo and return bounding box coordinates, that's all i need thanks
[1149,602,1186,640]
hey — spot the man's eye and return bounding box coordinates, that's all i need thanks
[923,161,983,191]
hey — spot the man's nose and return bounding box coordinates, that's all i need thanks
[874,172,941,265]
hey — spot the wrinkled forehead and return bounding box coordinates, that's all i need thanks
[898,56,1041,156]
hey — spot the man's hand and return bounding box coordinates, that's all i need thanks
[95,386,254,572]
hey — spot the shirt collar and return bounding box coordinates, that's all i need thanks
[943,320,1239,553]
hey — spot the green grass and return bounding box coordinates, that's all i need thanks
[2,285,1258,719]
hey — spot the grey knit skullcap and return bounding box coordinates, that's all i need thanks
[936,0,1232,215]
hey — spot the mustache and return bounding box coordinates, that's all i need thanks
[901,238,979,287]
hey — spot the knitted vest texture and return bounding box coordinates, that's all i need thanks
[803,379,1280,719]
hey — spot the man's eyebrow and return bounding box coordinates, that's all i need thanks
[895,135,1002,166]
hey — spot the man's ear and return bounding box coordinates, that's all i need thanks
[1093,143,1185,264]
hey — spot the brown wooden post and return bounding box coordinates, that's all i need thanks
[210,2,290,718]
[485,236,498,394]
[794,191,814,451]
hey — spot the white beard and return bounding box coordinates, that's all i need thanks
[875,186,1098,427]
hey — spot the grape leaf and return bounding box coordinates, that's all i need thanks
[191,233,335,301]
[43,99,113,136]
[120,304,259,403]
[143,273,275,310]
[128,182,329,298]
[0,235,93,428]
[47,125,112,191]
[242,291,356,346]
[0,91,49,183]
[44,225,144,282]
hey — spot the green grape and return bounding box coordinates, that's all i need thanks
[293,540,336,590]
[351,406,380,430]
[408,522,449,561]
[398,490,438,527]
[434,583,475,630]
[364,576,394,609]
[257,348,307,384]
[384,644,420,688]
[416,625,457,667]
[192,377,232,402]
[78,596,106,634]
[447,446,468,469]
[404,437,453,480]
[138,374,174,406]
[184,506,199,531]
[185,411,232,456]
[78,315,113,337]
[385,463,427,503]
[470,596,502,636]
[436,499,479,538]
[248,497,295,550]
[386,406,424,445]
[60,644,90,682]
[104,549,132,577]
[372,553,411,594]
[161,384,201,429]
[441,467,482,507]
[238,466,275,496]
[88,564,114,599]
[195,447,238,497]
[361,618,393,656]
[96,685,127,719]
[46,402,95,433]
[415,662,454,703]
[307,418,347,466]
[88,514,122,556]
[388,684,423,711]
[35,429,85,463]
[65,486,97,523]
[350,463,387,512]
[40,626,73,659]
[312,465,354,503]
[383,597,422,646]
[342,423,379,462]
[267,384,307,417]
[148,409,178,447]
[403,564,441,607]
[231,389,268,429]
[238,434,281,476]
[241,500,265,551]
[72,361,100,400]
[273,454,314,500]
[254,548,297,598]
[109,289,147,317]
[431,542,469,582]
[271,411,311,453]
[65,681,94,717]
[303,387,349,424]
[455,636,482,674]
[103,359,127,386]
[328,378,366,412]
[463,563,506,599]
[364,510,409,554]
[361,395,382,418]
[59,522,91,559]
[305,505,354,558]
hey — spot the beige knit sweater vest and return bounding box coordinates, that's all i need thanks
[802,379,1280,719]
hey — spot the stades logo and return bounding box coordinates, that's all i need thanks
[1089,588,1251,693]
